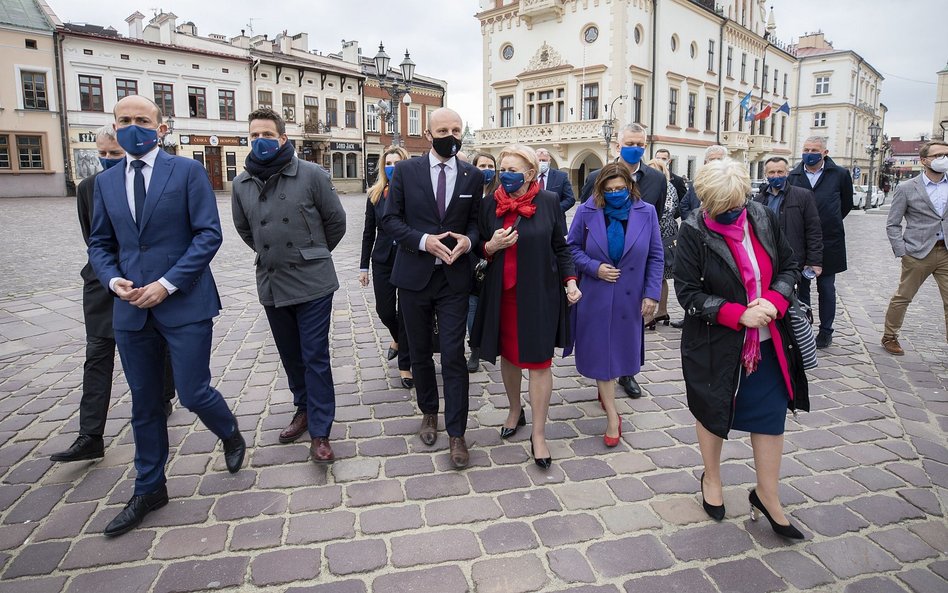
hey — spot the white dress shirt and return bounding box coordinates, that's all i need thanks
[803,163,824,188]
[109,146,177,294]
[419,150,463,259]
[922,172,948,240]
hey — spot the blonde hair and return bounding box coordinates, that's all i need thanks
[646,158,670,181]
[695,158,751,218]
[498,144,539,177]
[368,145,410,205]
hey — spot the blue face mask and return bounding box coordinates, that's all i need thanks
[603,188,630,206]
[480,169,495,184]
[99,156,124,171]
[620,145,646,166]
[252,137,281,161]
[714,206,745,225]
[115,125,159,157]
[802,152,823,167]
[768,176,786,190]
[499,171,526,193]
[384,165,395,180]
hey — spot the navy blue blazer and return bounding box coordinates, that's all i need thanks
[360,192,397,269]
[542,167,576,231]
[88,149,223,331]
[381,154,483,293]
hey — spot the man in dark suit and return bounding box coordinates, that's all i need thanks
[754,156,823,273]
[536,148,576,232]
[51,126,176,464]
[579,123,665,398]
[381,107,483,469]
[88,95,245,537]
[654,148,688,203]
[787,135,854,348]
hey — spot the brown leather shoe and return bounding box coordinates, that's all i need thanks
[881,336,905,356]
[279,410,308,444]
[449,436,469,469]
[310,437,334,464]
[419,414,438,446]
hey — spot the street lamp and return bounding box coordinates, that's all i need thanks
[600,95,626,161]
[864,121,881,210]
[162,116,176,153]
[373,42,415,147]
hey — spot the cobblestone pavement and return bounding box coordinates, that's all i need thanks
[0,194,945,593]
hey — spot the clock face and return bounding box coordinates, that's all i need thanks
[502,45,514,60]
[584,26,599,43]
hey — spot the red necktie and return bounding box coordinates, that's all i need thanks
[540,173,546,191]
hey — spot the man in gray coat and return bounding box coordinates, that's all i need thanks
[232,108,346,463]
[881,140,948,355]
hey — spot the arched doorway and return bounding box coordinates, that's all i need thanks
[571,150,605,199]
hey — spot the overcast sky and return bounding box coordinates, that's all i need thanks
[48,0,943,141]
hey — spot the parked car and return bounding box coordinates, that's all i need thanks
[854,184,884,208]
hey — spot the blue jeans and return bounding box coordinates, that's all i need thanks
[798,272,836,336]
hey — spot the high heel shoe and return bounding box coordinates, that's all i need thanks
[500,409,527,439]
[749,489,804,540]
[646,314,671,330]
[530,435,552,469]
[700,472,725,521]
[603,416,622,448]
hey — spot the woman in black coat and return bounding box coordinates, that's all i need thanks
[472,144,581,469]
[674,159,809,540]
[360,145,413,389]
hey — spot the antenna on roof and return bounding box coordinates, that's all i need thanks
[246,17,259,35]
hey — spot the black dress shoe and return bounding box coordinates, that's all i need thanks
[467,347,480,373]
[500,409,526,439]
[103,487,168,537]
[815,332,832,349]
[670,319,685,329]
[617,376,642,398]
[222,429,246,473]
[50,434,104,462]
[387,347,398,361]
[163,400,173,418]
[400,377,415,389]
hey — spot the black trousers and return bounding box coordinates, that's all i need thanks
[372,255,411,371]
[399,267,469,437]
[80,334,174,437]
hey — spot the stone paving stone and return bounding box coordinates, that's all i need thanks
[257,465,325,489]
[404,473,470,500]
[885,462,932,487]
[838,443,901,465]
[762,550,835,590]
[868,527,940,562]
[556,482,616,510]
[605,476,652,502]
[0,576,67,593]
[153,556,250,593]
[794,503,871,537]
[644,446,704,469]
[32,501,96,541]
[286,580,367,593]
[3,483,69,524]
[358,436,409,457]
[468,466,531,493]
[641,470,698,494]
[548,587,621,593]
[497,487,562,519]
[586,534,674,577]
[623,568,718,593]
[789,473,867,502]
[289,484,343,512]
[560,458,616,481]
[471,554,548,593]
[287,511,356,544]
[478,521,538,553]
[64,565,160,593]
[250,548,321,585]
[346,479,404,506]
[230,517,284,551]
[705,557,787,593]
[662,522,754,561]
[360,504,423,534]
[807,536,901,579]
[64,466,126,502]
[212,490,287,520]
[795,449,859,471]
[197,469,257,495]
[845,493,926,526]
[154,524,229,559]
[598,503,662,534]
[425,495,504,526]
[384,454,435,477]
[533,513,604,546]
[649,496,709,526]
[326,538,387,575]
[847,466,906,491]
[897,487,943,515]
[843,576,908,593]
[371,565,469,593]
[390,528,481,567]
[0,524,36,552]
[897,568,948,593]
[60,530,155,569]
[1,541,69,578]
[547,548,596,584]
[787,429,848,450]
[910,521,948,554]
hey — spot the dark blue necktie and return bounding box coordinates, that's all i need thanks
[436,163,447,219]
[130,159,146,226]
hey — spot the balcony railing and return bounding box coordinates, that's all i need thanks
[721,131,749,151]
[477,120,607,146]
[748,134,774,155]
[303,121,330,136]
[519,0,565,25]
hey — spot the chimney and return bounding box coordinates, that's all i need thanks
[276,30,292,54]
[341,39,360,65]
[291,32,308,52]
[125,11,145,39]
[153,12,178,45]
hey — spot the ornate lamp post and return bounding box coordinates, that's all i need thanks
[373,43,415,147]
[599,95,626,162]
[865,121,881,210]
[162,116,176,153]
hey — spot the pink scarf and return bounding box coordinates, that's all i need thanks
[704,208,761,374]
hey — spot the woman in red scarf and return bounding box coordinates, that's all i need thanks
[471,145,581,469]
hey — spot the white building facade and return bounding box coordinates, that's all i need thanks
[60,12,252,191]
[792,33,884,185]
[475,0,799,187]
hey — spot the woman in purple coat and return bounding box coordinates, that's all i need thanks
[565,163,664,446]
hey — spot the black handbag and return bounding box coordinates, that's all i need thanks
[662,235,677,269]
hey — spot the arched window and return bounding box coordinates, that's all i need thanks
[332,153,344,178]
[346,153,357,178]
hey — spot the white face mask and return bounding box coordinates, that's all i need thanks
[538,161,550,174]
[929,155,948,174]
